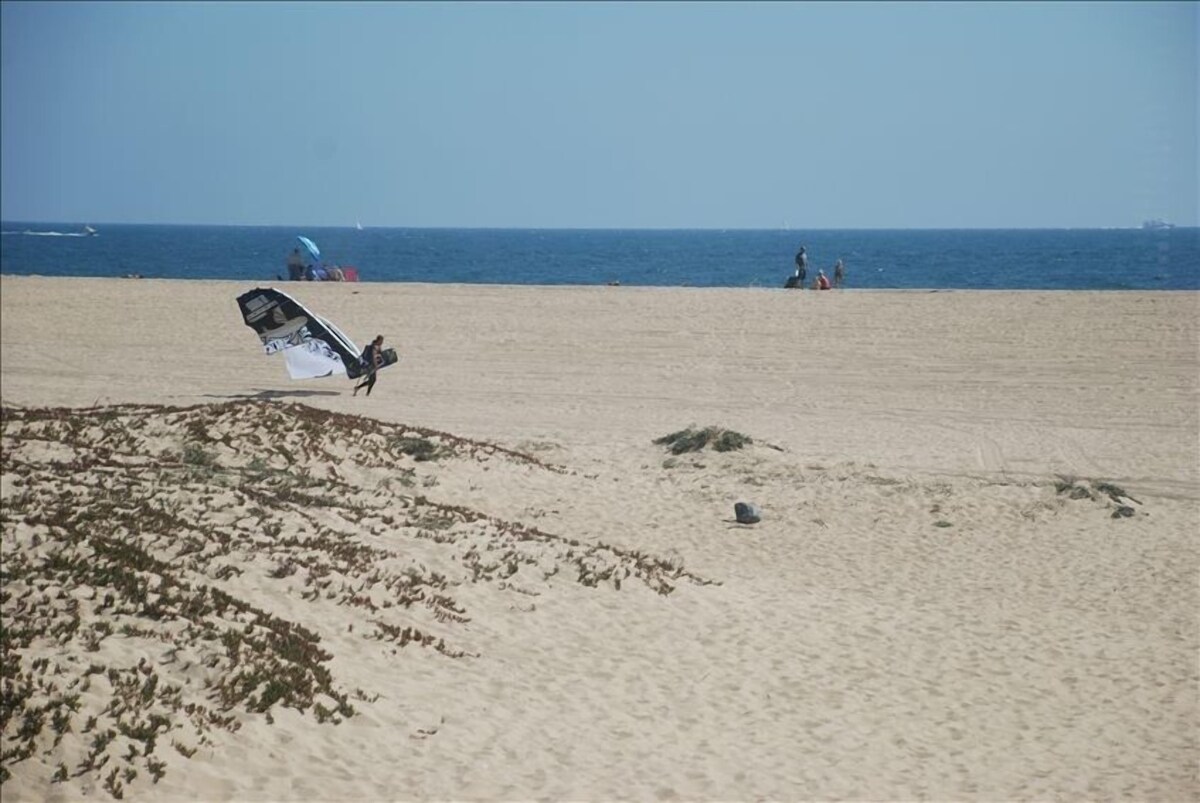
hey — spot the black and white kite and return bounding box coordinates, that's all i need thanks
[236,287,368,380]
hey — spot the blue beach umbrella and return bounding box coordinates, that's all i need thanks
[297,235,321,262]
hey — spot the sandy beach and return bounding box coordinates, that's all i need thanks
[1,275,1197,801]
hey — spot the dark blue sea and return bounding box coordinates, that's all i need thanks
[2,223,1197,290]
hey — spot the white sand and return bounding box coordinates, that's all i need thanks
[1,276,1197,800]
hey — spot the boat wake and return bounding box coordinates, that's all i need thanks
[1,230,93,237]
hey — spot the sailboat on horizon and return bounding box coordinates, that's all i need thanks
[355,220,364,231]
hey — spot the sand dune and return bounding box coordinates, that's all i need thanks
[1,277,1196,800]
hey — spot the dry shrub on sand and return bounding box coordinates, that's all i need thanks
[654,426,752,454]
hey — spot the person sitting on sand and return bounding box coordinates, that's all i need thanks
[817,269,831,290]
[353,335,385,397]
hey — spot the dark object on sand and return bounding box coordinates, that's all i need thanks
[734,502,761,524]
[1112,505,1136,519]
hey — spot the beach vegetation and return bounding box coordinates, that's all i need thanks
[413,511,455,531]
[103,766,124,799]
[654,426,753,454]
[245,456,270,475]
[1054,474,1079,493]
[1094,481,1139,504]
[1056,476,1093,500]
[1055,476,1143,506]
[181,442,218,469]
[392,435,449,462]
[0,399,720,793]
[146,757,167,783]
[380,470,417,489]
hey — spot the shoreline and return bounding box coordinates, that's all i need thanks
[3,272,1199,292]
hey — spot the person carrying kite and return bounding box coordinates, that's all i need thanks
[353,335,386,396]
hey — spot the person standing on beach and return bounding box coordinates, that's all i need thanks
[286,248,305,281]
[353,335,385,396]
[834,259,845,288]
[794,247,808,284]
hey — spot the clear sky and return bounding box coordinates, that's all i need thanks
[1,1,1196,229]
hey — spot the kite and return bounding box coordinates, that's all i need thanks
[236,287,379,380]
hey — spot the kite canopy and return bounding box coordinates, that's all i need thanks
[237,287,365,380]
[297,235,321,262]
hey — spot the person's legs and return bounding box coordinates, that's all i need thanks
[364,373,377,396]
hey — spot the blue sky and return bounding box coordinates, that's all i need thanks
[1,1,1195,228]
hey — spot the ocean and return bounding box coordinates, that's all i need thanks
[1,223,1197,290]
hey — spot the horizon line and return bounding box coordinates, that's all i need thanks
[3,220,1195,232]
